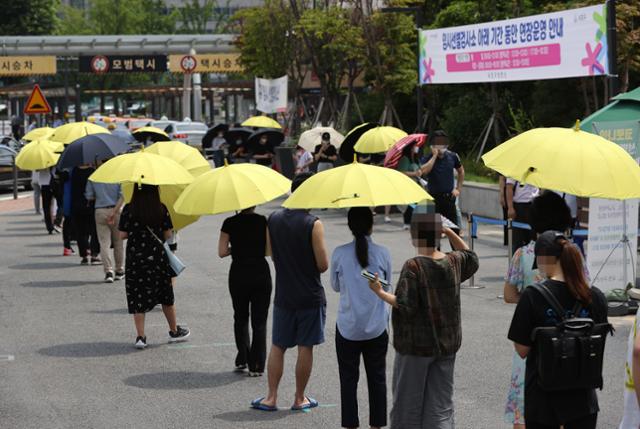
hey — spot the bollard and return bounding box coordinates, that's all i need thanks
[12,155,17,200]
[507,219,514,260]
[462,213,484,290]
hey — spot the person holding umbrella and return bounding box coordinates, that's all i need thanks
[71,164,100,265]
[313,132,338,172]
[396,142,424,230]
[252,134,275,167]
[218,206,272,376]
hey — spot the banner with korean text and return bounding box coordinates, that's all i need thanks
[0,56,56,76]
[419,4,608,84]
[255,76,288,114]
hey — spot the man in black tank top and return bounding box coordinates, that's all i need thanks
[251,172,330,412]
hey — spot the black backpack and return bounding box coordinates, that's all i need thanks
[530,283,612,391]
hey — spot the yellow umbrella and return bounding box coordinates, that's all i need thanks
[174,161,291,215]
[15,139,64,170]
[50,121,110,144]
[23,127,55,142]
[128,141,211,230]
[353,126,408,154]
[132,126,170,139]
[145,141,210,177]
[241,116,282,129]
[283,158,432,209]
[481,120,640,199]
[89,150,194,186]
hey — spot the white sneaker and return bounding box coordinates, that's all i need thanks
[402,224,410,230]
[384,216,391,223]
[135,336,147,349]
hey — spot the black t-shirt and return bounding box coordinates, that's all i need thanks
[252,144,274,166]
[313,143,337,163]
[423,150,461,194]
[507,279,608,425]
[221,212,267,260]
[70,167,95,215]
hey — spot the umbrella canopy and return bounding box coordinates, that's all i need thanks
[57,134,130,170]
[174,162,291,215]
[481,121,640,200]
[50,122,110,145]
[224,127,253,145]
[145,141,211,177]
[23,127,54,142]
[298,127,345,153]
[384,134,428,169]
[339,122,379,162]
[283,159,432,209]
[353,126,408,154]
[581,86,640,132]
[15,139,64,170]
[202,124,230,148]
[89,150,194,186]
[122,184,198,231]
[110,128,136,144]
[247,128,285,152]
[132,126,171,143]
[241,116,282,129]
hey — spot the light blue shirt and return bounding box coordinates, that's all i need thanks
[85,181,122,208]
[331,237,392,341]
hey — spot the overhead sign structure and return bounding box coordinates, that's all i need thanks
[79,55,167,73]
[24,84,51,115]
[0,56,56,76]
[419,4,608,84]
[169,54,243,74]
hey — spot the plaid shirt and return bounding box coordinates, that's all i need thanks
[392,250,479,357]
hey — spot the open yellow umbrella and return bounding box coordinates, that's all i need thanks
[481,120,640,199]
[241,116,282,129]
[89,150,194,186]
[353,126,408,154]
[50,122,110,145]
[23,127,55,142]
[123,141,211,230]
[15,139,64,170]
[174,161,291,215]
[132,126,171,143]
[283,158,432,209]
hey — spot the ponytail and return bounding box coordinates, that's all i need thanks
[558,239,592,305]
[347,207,374,269]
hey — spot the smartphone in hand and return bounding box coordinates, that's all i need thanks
[361,269,389,287]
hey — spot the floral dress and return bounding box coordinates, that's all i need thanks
[118,204,174,314]
[504,241,540,425]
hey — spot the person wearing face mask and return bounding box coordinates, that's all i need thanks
[252,135,275,167]
[313,132,338,172]
[396,143,423,230]
[420,130,464,235]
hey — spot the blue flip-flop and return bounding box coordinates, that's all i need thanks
[291,396,319,411]
[250,397,278,412]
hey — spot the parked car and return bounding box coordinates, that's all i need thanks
[126,118,153,132]
[165,121,208,149]
[1,135,23,152]
[150,120,177,133]
[0,145,31,190]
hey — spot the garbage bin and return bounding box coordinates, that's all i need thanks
[275,146,296,179]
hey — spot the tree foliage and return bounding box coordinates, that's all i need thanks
[178,0,231,34]
[0,0,59,35]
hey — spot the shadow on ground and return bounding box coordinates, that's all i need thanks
[38,342,140,358]
[25,242,60,248]
[21,280,89,288]
[213,409,298,422]
[123,371,243,390]
[9,262,79,270]
[91,308,129,315]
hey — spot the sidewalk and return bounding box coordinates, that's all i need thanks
[0,192,33,214]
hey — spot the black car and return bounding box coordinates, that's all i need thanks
[0,145,31,190]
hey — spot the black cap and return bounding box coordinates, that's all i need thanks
[322,132,331,140]
[532,230,566,269]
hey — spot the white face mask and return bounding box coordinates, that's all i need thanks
[414,146,420,154]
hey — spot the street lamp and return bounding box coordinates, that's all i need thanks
[381,5,424,132]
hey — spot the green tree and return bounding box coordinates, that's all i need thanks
[0,0,59,35]
[178,0,230,33]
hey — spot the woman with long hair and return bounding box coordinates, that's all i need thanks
[118,184,190,349]
[508,231,608,429]
[218,206,272,376]
[503,191,574,428]
[330,207,391,429]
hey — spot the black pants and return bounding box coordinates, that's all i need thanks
[335,328,388,428]
[41,185,55,233]
[73,212,99,258]
[228,260,272,372]
[432,192,461,234]
[63,215,74,249]
[512,202,533,255]
[403,205,413,226]
[526,413,597,429]
[502,204,509,246]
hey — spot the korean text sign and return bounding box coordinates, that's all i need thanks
[0,56,56,76]
[79,55,167,73]
[419,4,608,84]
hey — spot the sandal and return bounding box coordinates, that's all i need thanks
[291,396,319,411]
[250,397,278,412]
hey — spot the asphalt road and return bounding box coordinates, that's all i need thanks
[0,198,631,429]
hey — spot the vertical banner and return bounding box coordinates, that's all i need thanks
[419,4,608,84]
[255,76,288,114]
[587,121,640,292]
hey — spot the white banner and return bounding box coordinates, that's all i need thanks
[419,4,608,84]
[255,75,288,114]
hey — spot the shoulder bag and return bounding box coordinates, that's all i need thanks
[146,226,186,277]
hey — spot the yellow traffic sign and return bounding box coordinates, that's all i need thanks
[24,84,51,115]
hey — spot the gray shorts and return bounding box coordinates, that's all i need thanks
[272,305,326,349]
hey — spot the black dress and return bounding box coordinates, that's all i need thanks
[118,204,174,314]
